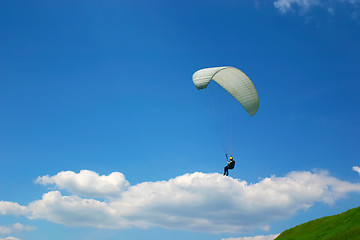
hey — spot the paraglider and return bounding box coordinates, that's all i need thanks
[192,66,259,175]
[224,155,235,176]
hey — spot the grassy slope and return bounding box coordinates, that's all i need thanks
[275,206,360,240]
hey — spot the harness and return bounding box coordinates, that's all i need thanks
[228,160,235,169]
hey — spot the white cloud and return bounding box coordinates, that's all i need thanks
[0,223,35,240]
[35,170,129,199]
[1,170,360,233]
[0,237,21,240]
[27,191,121,229]
[222,234,279,240]
[353,166,360,174]
[273,0,360,16]
[0,223,36,235]
[0,226,11,235]
[0,202,28,216]
[10,223,36,232]
[274,0,320,14]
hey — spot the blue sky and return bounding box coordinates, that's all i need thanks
[1,0,360,240]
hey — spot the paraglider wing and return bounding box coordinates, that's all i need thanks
[192,66,259,116]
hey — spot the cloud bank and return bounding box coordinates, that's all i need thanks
[1,170,360,233]
[35,170,129,199]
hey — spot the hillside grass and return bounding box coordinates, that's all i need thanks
[275,206,360,240]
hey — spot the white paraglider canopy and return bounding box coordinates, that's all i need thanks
[192,66,259,116]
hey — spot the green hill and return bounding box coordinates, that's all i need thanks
[275,206,360,240]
